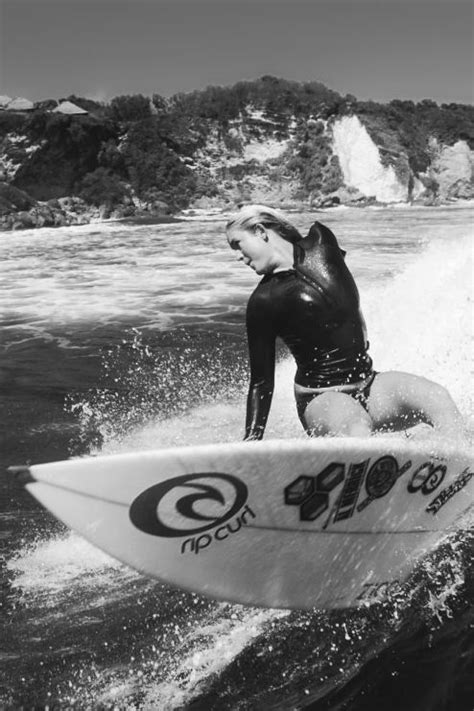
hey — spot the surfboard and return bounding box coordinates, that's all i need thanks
[13,437,473,610]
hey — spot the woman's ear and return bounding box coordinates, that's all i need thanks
[255,223,269,242]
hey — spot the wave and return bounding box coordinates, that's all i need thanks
[6,526,471,709]
[363,231,473,421]
[3,212,472,709]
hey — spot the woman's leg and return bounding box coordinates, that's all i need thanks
[366,371,464,436]
[303,391,373,437]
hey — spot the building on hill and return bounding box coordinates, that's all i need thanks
[0,95,12,109]
[6,97,34,111]
[53,100,88,115]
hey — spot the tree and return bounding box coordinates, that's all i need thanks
[109,94,152,123]
[77,167,129,207]
[151,94,168,116]
[121,118,196,207]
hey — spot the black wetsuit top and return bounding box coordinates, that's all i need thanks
[245,222,373,440]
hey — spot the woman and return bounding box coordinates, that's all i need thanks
[226,204,463,440]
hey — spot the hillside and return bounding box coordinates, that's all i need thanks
[1,77,473,229]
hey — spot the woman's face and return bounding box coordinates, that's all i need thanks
[227,226,275,275]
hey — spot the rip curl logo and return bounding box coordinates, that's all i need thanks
[129,472,248,538]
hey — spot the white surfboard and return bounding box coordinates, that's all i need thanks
[14,437,473,610]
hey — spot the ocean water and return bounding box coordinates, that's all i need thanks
[0,205,473,709]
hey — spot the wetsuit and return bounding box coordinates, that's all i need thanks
[245,221,374,440]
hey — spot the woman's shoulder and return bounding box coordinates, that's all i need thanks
[248,271,297,306]
[296,221,346,260]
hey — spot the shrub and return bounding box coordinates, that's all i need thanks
[109,94,152,123]
[77,167,129,207]
[13,114,115,200]
[0,111,28,138]
[121,118,197,208]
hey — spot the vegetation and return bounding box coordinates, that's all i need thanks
[0,76,472,219]
[288,120,344,195]
[77,167,129,208]
[120,118,197,208]
[11,113,115,200]
[0,111,28,138]
[167,76,344,122]
[108,94,152,123]
[354,98,474,174]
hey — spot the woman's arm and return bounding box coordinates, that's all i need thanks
[244,297,276,440]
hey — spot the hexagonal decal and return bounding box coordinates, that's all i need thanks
[284,475,315,505]
[316,463,344,491]
[285,462,345,522]
[301,492,329,520]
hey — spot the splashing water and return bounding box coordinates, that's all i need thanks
[71,228,472,454]
[65,327,250,454]
[8,532,134,602]
[363,231,473,421]
[3,207,473,709]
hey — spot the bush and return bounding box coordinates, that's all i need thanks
[0,182,36,214]
[0,111,28,138]
[34,99,58,111]
[168,76,342,125]
[121,118,197,208]
[13,114,115,200]
[109,94,152,123]
[98,139,127,175]
[77,168,129,207]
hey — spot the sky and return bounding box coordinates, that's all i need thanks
[0,0,472,105]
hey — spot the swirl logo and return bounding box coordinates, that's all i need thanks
[129,472,248,537]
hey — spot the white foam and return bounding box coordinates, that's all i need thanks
[83,217,472,452]
[363,231,473,419]
[7,531,135,601]
[138,608,289,709]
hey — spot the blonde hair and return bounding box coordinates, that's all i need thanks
[226,204,302,244]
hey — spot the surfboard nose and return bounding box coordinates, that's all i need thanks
[7,466,36,485]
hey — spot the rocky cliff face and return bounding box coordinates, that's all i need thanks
[186,111,474,210]
[186,109,301,209]
[1,81,473,229]
[426,138,474,200]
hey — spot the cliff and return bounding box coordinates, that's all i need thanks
[1,78,473,229]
